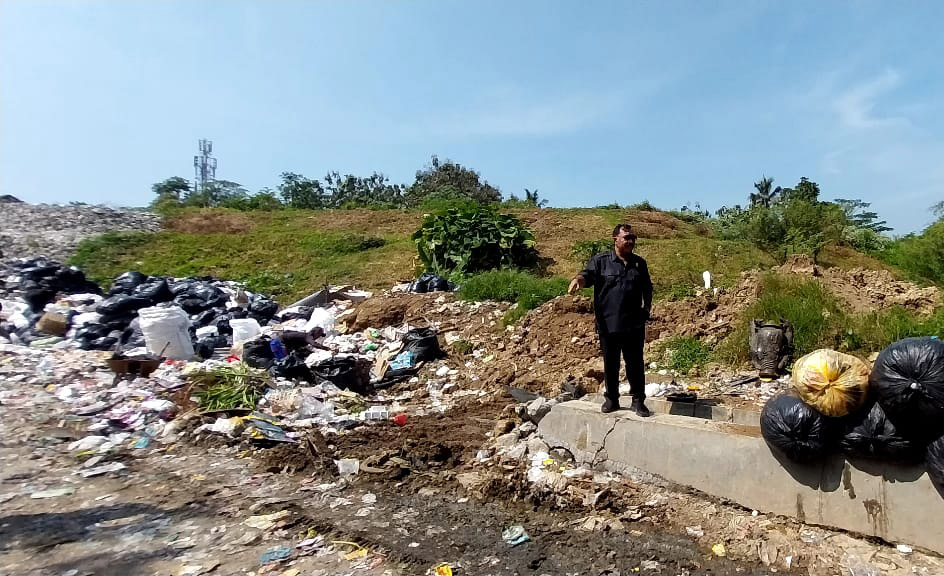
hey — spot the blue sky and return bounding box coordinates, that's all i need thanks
[1,1,942,233]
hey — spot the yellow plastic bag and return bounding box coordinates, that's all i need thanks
[792,349,869,417]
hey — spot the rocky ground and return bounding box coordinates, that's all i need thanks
[0,202,162,262]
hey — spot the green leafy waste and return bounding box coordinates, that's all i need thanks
[187,363,270,412]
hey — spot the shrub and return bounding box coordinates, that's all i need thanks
[571,239,612,264]
[882,220,944,285]
[412,205,537,275]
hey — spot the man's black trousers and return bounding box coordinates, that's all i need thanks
[599,327,646,403]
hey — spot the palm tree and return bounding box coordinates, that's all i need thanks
[750,176,781,208]
[524,188,548,208]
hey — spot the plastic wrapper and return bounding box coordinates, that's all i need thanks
[871,337,944,440]
[792,349,869,417]
[840,401,922,462]
[761,395,833,462]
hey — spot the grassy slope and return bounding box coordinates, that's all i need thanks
[70,207,893,304]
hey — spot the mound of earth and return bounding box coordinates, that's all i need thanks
[779,254,941,315]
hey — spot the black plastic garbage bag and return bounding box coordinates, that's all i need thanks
[97,294,151,316]
[174,296,212,314]
[243,338,275,370]
[870,337,944,439]
[229,307,249,320]
[250,298,278,322]
[55,267,100,294]
[24,287,56,313]
[190,284,228,309]
[109,271,149,295]
[761,395,832,463]
[120,317,147,348]
[194,334,229,360]
[191,308,218,327]
[401,327,443,362]
[133,279,173,304]
[927,435,944,490]
[213,313,234,335]
[269,352,314,382]
[409,272,454,294]
[840,401,922,462]
[312,356,372,395]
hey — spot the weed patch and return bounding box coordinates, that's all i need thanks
[661,336,712,374]
[458,270,570,325]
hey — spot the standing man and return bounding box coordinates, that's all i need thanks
[568,224,653,415]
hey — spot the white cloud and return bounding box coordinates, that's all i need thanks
[832,69,908,130]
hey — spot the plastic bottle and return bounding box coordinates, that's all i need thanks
[269,338,287,360]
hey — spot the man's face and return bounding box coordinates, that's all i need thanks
[614,230,636,256]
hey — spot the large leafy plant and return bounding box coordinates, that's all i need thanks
[412,205,537,274]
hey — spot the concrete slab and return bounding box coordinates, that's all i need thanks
[539,399,944,554]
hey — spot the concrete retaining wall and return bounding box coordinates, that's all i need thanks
[538,399,944,554]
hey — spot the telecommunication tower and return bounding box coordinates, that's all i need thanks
[193,139,217,196]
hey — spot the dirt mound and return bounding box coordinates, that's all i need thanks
[647,273,759,347]
[779,254,941,315]
[347,291,510,337]
[169,209,255,234]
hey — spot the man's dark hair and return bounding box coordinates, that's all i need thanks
[612,224,635,238]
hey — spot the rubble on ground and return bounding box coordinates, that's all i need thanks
[0,201,162,262]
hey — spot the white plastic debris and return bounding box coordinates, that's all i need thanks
[195,325,219,338]
[335,458,360,476]
[68,435,109,452]
[305,307,337,335]
[230,318,262,347]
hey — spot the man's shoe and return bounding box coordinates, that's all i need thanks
[601,398,620,414]
[631,399,652,417]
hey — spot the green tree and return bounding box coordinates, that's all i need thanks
[750,176,781,208]
[323,171,404,208]
[278,172,325,209]
[780,177,820,203]
[404,156,502,207]
[833,198,891,233]
[150,176,191,209]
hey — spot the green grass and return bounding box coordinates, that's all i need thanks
[841,306,944,352]
[639,238,775,301]
[714,273,845,364]
[714,272,944,365]
[70,225,409,303]
[661,336,712,374]
[457,270,572,325]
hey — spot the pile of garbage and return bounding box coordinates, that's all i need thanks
[0,202,162,262]
[0,258,283,355]
[760,338,944,488]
